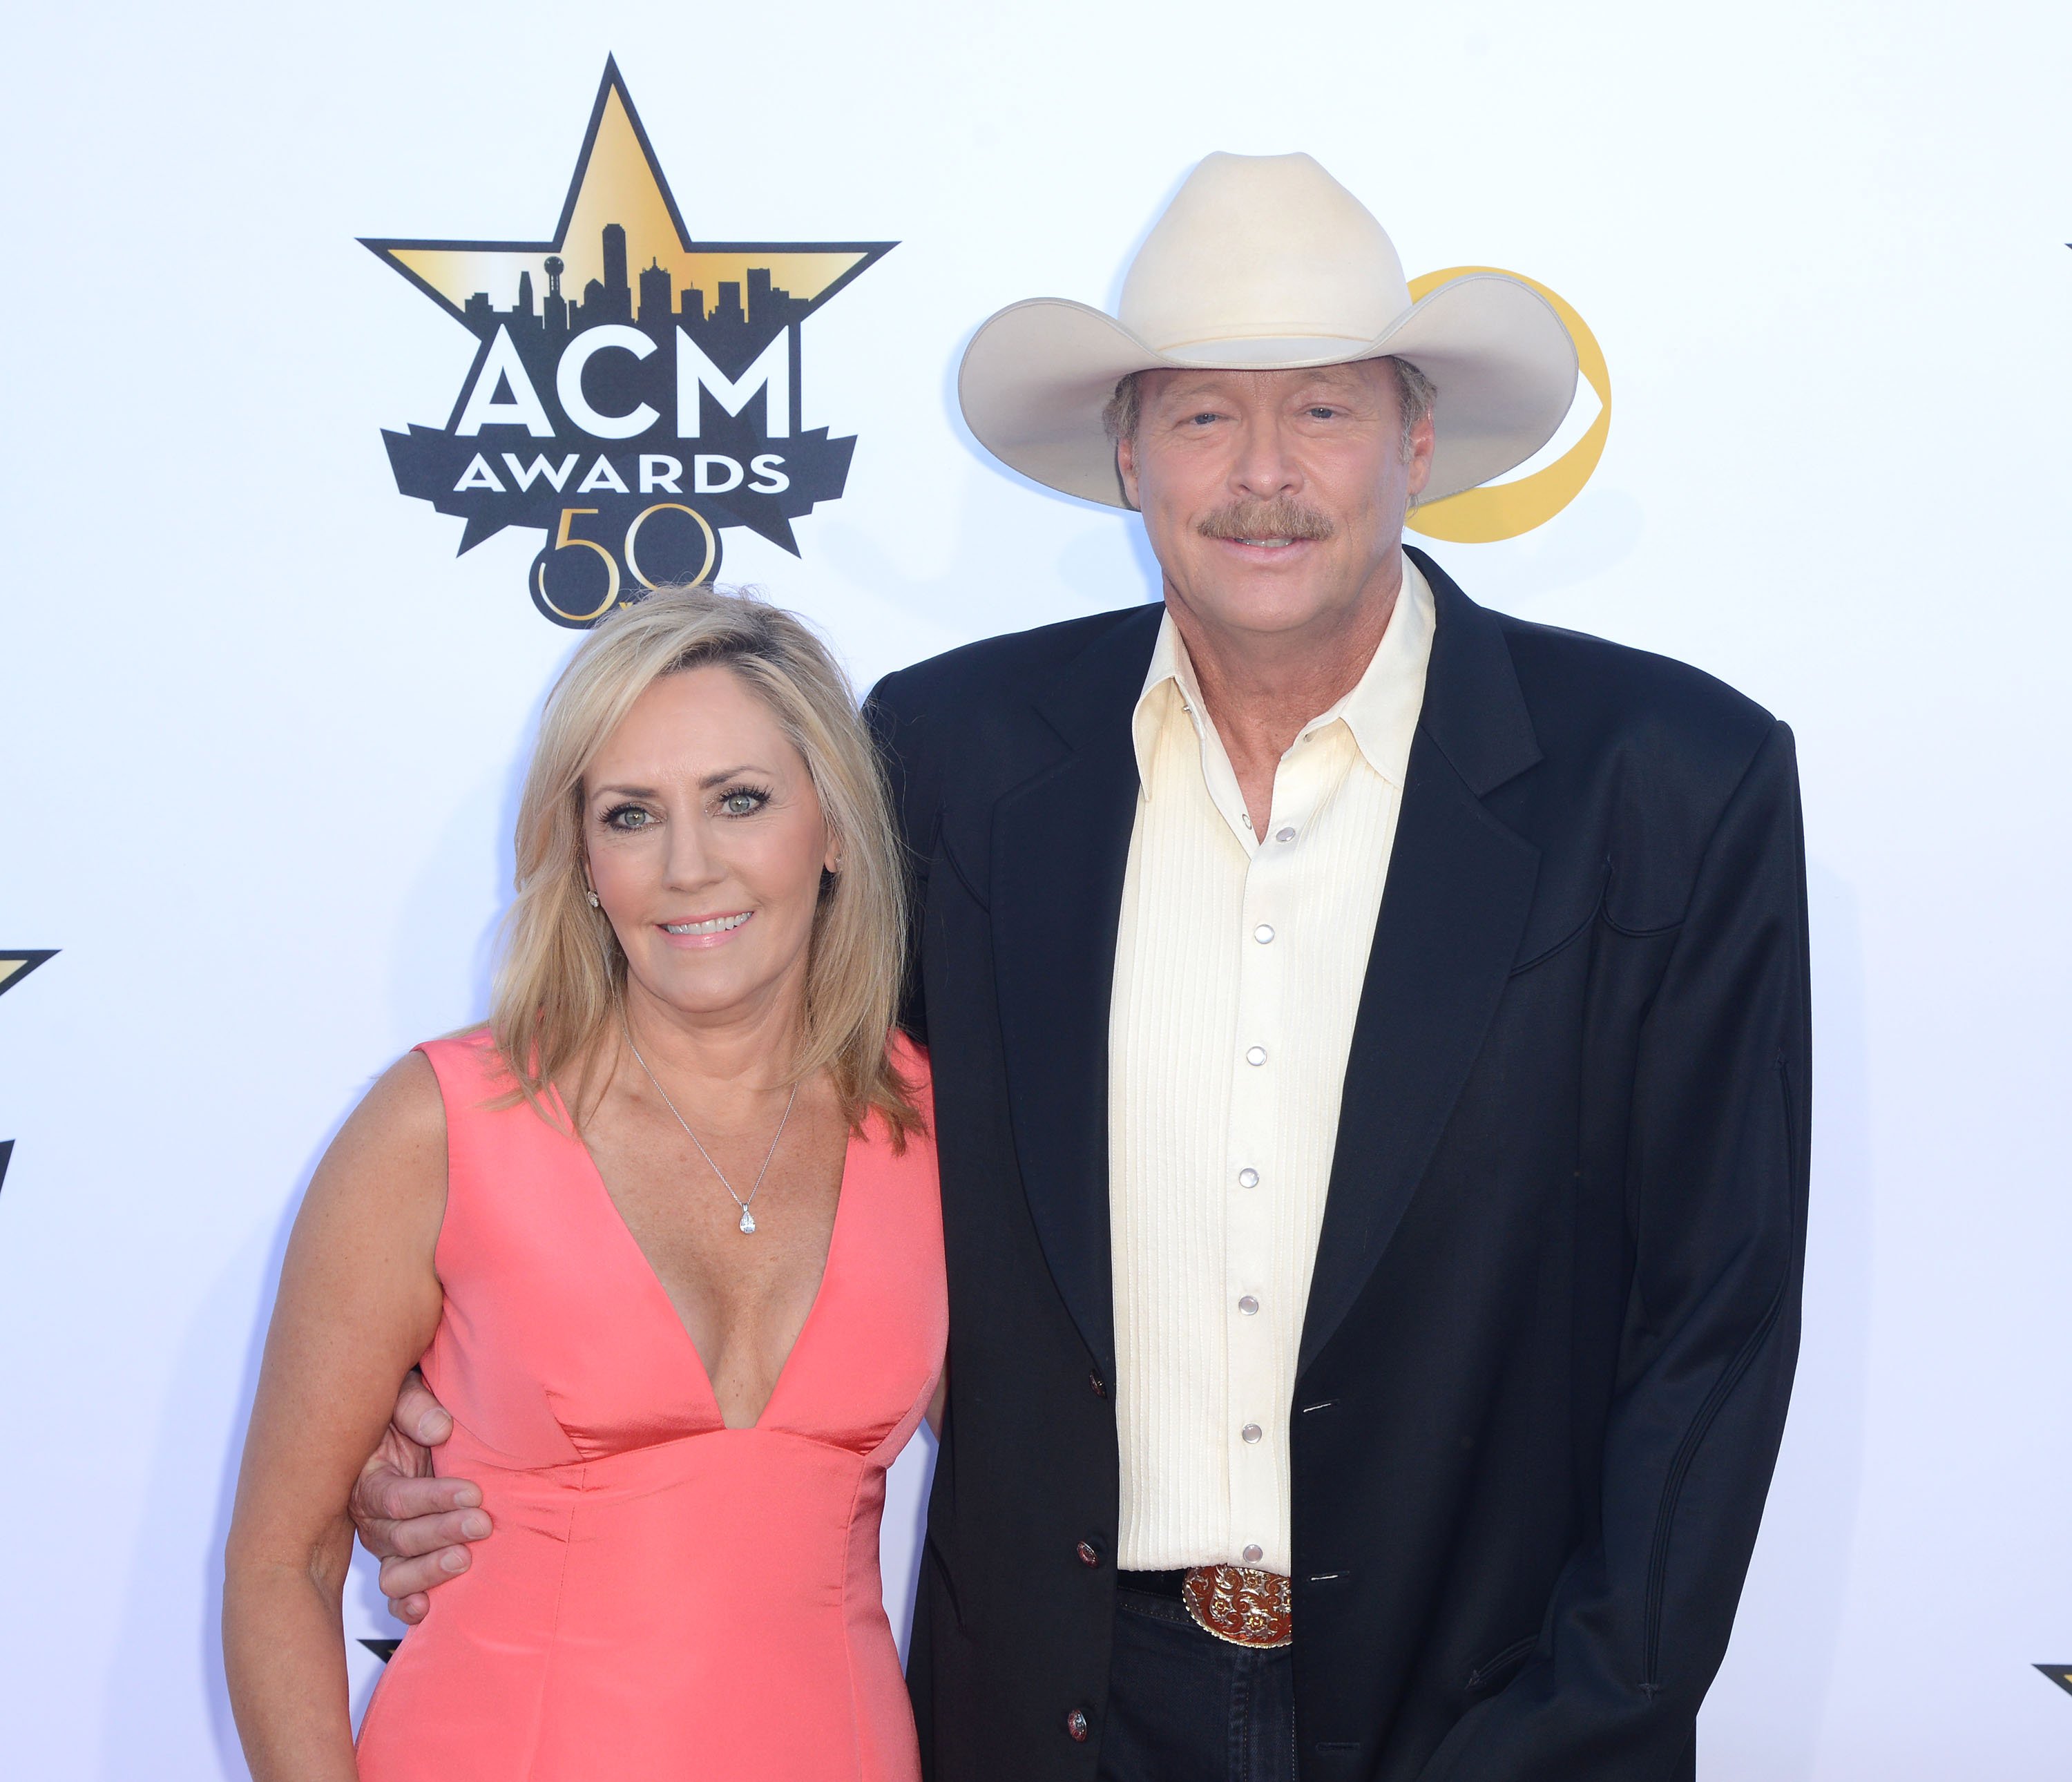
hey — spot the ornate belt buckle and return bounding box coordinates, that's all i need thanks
[1181,1564,1293,1649]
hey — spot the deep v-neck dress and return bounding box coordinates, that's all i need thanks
[354,1031,945,1782]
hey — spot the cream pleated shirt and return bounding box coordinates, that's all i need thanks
[1108,555,1436,1575]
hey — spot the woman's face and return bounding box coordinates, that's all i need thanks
[582,664,836,1031]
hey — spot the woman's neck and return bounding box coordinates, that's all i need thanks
[615,975,808,1106]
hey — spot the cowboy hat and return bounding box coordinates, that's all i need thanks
[957,151,1579,508]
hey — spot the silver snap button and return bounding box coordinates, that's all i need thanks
[1241,1423,1263,1444]
[1275,827,1296,843]
[1253,924,1275,943]
[1238,1295,1259,1316]
[1238,1167,1259,1188]
[1243,1544,1263,1563]
[1245,1046,1267,1066]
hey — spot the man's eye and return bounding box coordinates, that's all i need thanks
[1185,410,1220,426]
[1307,406,1338,421]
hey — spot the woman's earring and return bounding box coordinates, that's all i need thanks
[587,890,601,908]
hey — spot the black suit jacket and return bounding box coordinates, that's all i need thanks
[867,550,1810,1781]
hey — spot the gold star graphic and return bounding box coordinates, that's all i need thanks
[363,59,890,328]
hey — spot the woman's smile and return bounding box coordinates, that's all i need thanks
[658,910,755,946]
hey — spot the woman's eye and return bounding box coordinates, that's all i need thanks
[720,789,767,817]
[604,805,654,830]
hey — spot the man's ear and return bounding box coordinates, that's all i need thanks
[1116,431,1142,512]
[1403,412,1437,500]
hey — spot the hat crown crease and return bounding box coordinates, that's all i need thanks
[1119,151,1414,356]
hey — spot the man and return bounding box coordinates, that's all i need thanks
[357,153,1810,1779]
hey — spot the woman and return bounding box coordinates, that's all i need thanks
[222,587,944,1781]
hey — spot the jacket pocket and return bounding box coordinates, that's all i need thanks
[1464,1634,1537,1697]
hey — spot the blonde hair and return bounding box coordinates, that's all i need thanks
[487,586,921,1143]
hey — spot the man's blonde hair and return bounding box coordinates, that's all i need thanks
[486,586,920,1142]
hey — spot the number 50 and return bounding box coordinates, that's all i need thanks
[532,503,719,626]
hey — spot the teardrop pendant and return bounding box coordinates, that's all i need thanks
[738,1208,757,1235]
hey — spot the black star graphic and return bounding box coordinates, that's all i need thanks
[0,950,55,1001]
[0,951,55,1198]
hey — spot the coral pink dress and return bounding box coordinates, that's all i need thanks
[354,1031,944,1782]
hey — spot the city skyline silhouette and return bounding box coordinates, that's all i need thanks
[459,220,814,352]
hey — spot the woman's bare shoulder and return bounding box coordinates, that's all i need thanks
[310,1051,448,1215]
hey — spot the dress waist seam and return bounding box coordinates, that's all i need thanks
[439,1421,893,1482]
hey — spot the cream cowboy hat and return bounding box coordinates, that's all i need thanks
[958,151,1579,508]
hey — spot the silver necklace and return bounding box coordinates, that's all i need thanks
[620,1017,800,1236]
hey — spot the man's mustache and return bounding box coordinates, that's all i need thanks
[1196,499,1336,542]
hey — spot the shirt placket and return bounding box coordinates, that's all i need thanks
[1222,728,1331,1571]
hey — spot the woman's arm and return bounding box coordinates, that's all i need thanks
[223,1054,448,1781]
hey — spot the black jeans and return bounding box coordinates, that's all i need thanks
[1097,1582,1297,1782]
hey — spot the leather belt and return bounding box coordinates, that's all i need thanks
[1121,1564,1293,1649]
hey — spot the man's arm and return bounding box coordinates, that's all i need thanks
[1421,720,1813,1781]
[863,668,934,1045]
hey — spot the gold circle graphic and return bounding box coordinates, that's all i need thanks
[1404,267,1610,544]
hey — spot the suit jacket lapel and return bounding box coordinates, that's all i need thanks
[990,606,1162,1381]
[1298,554,1544,1379]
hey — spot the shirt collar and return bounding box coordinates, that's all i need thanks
[1131,552,1436,795]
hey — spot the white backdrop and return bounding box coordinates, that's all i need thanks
[2,3,2069,1776]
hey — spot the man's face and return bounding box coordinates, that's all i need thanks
[1116,360,1435,642]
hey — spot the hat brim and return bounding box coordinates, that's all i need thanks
[957,272,1580,508]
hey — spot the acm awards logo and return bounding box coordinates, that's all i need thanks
[366,61,891,628]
